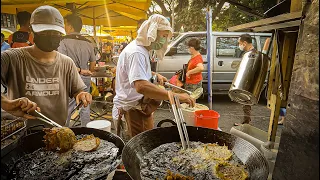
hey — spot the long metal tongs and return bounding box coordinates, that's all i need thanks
[168,91,190,150]
[164,82,192,95]
[34,110,62,128]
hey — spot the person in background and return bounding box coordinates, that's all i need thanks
[1,94,39,119]
[1,33,10,52]
[278,107,286,125]
[184,38,204,92]
[1,33,10,94]
[113,43,120,55]
[234,34,257,126]
[1,5,92,128]
[112,14,195,139]
[58,14,96,127]
[117,44,127,54]
[8,11,34,48]
[105,41,112,62]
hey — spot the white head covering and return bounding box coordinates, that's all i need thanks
[136,14,173,60]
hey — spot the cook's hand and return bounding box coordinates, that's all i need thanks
[80,69,93,76]
[76,92,92,107]
[186,72,191,79]
[176,93,195,107]
[2,97,40,119]
[156,73,168,86]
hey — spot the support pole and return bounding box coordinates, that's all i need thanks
[267,0,301,145]
[206,7,213,110]
[93,7,97,40]
[171,0,174,32]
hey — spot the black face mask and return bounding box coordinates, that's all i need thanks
[33,33,61,52]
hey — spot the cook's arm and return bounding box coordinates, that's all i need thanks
[1,94,39,119]
[134,80,195,107]
[89,44,96,72]
[89,61,96,72]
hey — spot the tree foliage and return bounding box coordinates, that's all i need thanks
[150,0,277,31]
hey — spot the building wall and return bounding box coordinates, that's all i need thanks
[272,0,319,179]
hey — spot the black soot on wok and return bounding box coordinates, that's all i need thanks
[8,131,121,180]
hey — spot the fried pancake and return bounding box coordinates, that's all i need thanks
[163,170,194,180]
[214,162,248,180]
[192,143,233,161]
[43,127,77,152]
[73,134,101,152]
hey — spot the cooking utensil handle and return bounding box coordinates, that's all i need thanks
[36,117,62,128]
[156,119,177,127]
[168,91,186,150]
[174,95,190,148]
[165,82,192,95]
[34,110,62,128]
[70,101,84,117]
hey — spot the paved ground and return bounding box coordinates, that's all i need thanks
[153,94,283,137]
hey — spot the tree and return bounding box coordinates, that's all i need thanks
[150,0,277,32]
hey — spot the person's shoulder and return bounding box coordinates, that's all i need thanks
[125,41,148,56]
[4,42,10,47]
[2,47,25,56]
[192,54,203,61]
[56,51,75,65]
[196,54,203,59]
[1,48,27,63]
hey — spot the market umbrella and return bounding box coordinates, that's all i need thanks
[103,26,137,38]
[1,0,151,37]
[1,29,13,39]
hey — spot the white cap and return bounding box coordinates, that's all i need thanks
[30,5,66,35]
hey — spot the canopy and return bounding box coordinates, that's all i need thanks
[1,28,14,39]
[1,0,151,27]
[103,26,137,37]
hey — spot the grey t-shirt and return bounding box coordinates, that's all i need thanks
[58,32,96,72]
[1,48,86,125]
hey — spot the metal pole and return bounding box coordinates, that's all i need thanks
[172,0,174,32]
[93,7,97,39]
[206,7,213,110]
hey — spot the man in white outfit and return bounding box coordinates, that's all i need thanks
[112,14,195,138]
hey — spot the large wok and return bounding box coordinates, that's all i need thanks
[1,127,125,180]
[122,126,269,180]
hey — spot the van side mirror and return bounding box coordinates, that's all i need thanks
[166,47,177,56]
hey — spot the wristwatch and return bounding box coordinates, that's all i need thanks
[79,68,81,73]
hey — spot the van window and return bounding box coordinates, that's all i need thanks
[176,36,207,55]
[216,37,257,58]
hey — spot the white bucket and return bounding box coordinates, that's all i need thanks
[86,120,111,132]
[181,103,209,126]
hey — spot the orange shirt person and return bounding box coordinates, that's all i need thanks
[185,38,204,92]
[8,11,34,48]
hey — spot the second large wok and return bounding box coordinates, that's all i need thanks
[122,126,269,180]
[1,127,125,180]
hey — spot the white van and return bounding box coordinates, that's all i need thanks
[157,31,272,94]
